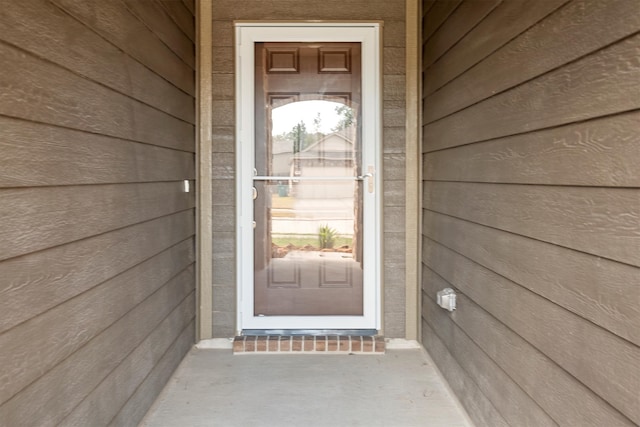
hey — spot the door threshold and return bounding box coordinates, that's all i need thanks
[233,335,385,354]
[242,329,377,336]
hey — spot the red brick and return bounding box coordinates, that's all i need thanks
[362,336,373,352]
[292,336,303,351]
[303,336,315,351]
[338,336,349,352]
[316,336,326,351]
[280,337,291,352]
[267,336,279,352]
[233,337,245,353]
[256,336,267,352]
[245,336,257,352]
[327,337,338,351]
[351,336,362,352]
[375,337,385,353]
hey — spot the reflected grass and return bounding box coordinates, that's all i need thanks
[272,235,352,248]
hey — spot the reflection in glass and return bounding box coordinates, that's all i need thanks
[254,180,363,316]
[267,100,360,178]
[253,42,364,317]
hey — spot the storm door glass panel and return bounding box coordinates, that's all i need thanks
[254,42,364,316]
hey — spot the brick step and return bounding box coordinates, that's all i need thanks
[233,335,385,354]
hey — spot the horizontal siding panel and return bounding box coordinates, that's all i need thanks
[0,117,194,188]
[0,0,194,123]
[159,0,195,42]
[123,0,195,68]
[384,232,406,263]
[422,237,640,424]
[423,0,567,95]
[383,154,406,181]
[422,0,462,42]
[423,111,640,187]
[383,75,406,101]
[422,0,499,69]
[213,0,405,20]
[423,266,635,427]
[421,321,508,427]
[383,47,406,75]
[0,211,194,334]
[424,0,640,123]
[424,0,640,125]
[0,275,194,427]
[0,182,195,261]
[212,231,235,260]
[424,182,640,266]
[52,0,194,95]
[61,304,195,426]
[423,0,435,16]
[0,43,193,152]
[212,152,235,179]
[424,33,640,151]
[212,99,234,126]
[0,1,196,425]
[108,320,195,426]
[211,179,235,206]
[182,0,195,15]
[212,74,234,100]
[211,126,235,153]
[383,21,405,48]
[383,127,406,154]
[383,179,406,206]
[423,210,640,345]
[212,20,233,47]
[383,100,406,127]
[422,296,556,427]
[211,205,234,233]
[0,243,194,405]
[211,47,234,74]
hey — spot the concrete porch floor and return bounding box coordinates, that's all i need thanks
[140,342,473,427]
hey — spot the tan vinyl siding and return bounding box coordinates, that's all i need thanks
[211,0,408,337]
[0,1,196,425]
[421,1,640,426]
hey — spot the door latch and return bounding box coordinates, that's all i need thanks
[357,166,375,193]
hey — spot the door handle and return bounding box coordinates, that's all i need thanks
[358,166,375,193]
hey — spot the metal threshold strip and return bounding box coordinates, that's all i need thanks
[253,175,370,181]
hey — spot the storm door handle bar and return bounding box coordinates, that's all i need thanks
[253,175,371,181]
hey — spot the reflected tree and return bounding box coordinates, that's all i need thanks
[332,105,355,132]
[289,121,307,153]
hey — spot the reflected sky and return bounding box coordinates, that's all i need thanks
[271,100,347,135]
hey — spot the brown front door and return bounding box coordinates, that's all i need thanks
[253,42,365,316]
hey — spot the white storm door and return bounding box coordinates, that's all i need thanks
[236,24,381,331]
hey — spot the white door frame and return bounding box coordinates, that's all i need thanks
[235,23,382,332]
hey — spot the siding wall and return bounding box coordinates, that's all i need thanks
[421,1,640,426]
[211,1,408,337]
[0,1,196,425]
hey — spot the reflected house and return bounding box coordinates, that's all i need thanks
[290,130,356,200]
[271,136,293,178]
[269,129,358,239]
